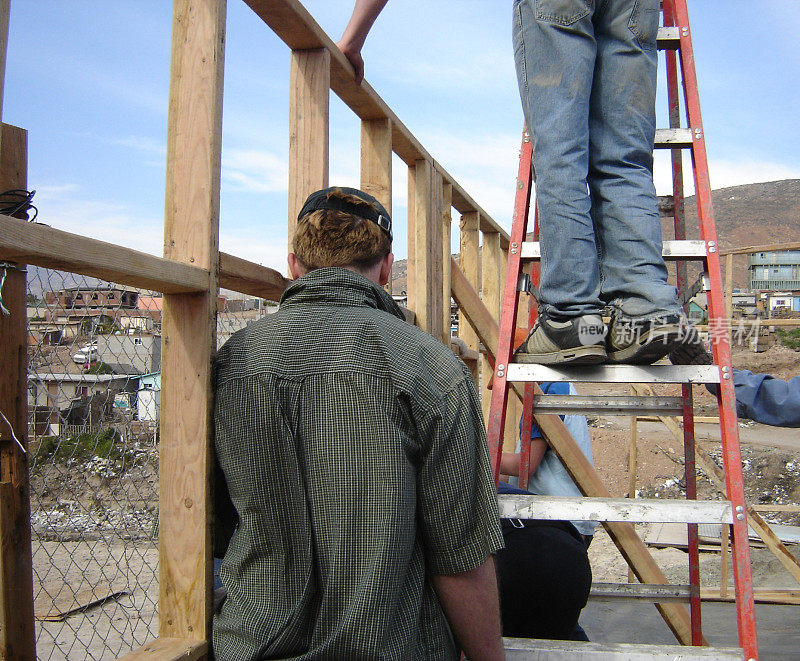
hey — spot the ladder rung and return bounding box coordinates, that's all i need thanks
[532,394,683,416]
[498,495,734,524]
[590,582,692,603]
[506,363,720,384]
[504,638,743,660]
[520,239,707,260]
[655,127,693,148]
[656,26,682,50]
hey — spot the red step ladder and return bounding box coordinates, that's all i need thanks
[487,0,758,657]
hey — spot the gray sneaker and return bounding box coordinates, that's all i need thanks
[607,312,691,365]
[514,314,607,365]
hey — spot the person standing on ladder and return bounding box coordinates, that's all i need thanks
[338,0,690,366]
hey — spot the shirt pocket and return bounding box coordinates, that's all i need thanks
[535,0,592,26]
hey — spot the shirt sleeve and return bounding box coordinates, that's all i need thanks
[414,374,504,575]
[734,369,800,427]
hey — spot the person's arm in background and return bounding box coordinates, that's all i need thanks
[733,370,800,427]
[337,0,389,83]
[500,438,548,478]
[432,558,505,661]
[670,339,800,427]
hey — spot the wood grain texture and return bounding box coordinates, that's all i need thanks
[481,232,501,423]
[288,47,329,252]
[0,123,35,661]
[441,183,452,343]
[118,638,207,661]
[408,160,443,338]
[160,0,226,642]
[0,213,210,294]
[0,0,8,128]
[458,212,480,359]
[360,118,392,214]
[218,252,288,301]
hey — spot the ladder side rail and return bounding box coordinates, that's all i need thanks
[487,132,533,481]
[681,384,703,644]
[670,0,759,656]
[663,2,704,644]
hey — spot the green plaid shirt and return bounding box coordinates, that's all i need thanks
[212,268,503,661]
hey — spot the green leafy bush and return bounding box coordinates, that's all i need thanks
[775,328,800,351]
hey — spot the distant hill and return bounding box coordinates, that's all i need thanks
[392,179,800,293]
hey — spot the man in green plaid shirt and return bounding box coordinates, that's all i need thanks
[212,187,505,660]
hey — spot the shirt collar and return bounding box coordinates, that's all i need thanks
[280,267,407,322]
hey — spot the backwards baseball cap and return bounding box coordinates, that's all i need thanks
[297,186,392,241]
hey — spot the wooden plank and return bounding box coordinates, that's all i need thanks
[458,213,480,355]
[160,0,225,642]
[503,638,742,660]
[408,160,443,338]
[118,638,207,661]
[441,183,452,343]
[725,252,734,325]
[498,495,733,524]
[0,123,35,661]
[218,252,288,301]
[449,257,702,646]
[0,214,210,294]
[481,231,501,422]
[360,117,392,294]
[242,0,510,246]
[720,241,800,256]
[288,47,329,252]
[0,0,8,128]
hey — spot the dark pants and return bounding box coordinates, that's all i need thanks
[497,519,592,640]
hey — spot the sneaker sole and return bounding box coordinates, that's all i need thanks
[608,325,685,365]
[516,345,608,365]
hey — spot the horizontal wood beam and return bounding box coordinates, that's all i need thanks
[118,638,207,661]
[720,241,800,256]
[0,214,288,300]
[242,0,509,244]
[0,214,209,293]
[218,252,288,300]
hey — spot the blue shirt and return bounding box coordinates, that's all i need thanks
[509,382,597,536]
[733,369,800,427]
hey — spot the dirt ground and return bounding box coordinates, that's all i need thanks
[30,344,800,659]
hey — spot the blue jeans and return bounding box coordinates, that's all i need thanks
[513,0,680,320]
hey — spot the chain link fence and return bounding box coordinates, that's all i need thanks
[25,265,275,659]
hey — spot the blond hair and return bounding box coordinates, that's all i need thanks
[293,190,391,272]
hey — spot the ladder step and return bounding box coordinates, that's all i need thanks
[520,239,706,260]
[504,638,743,660]
[497,495,734,524]
[590,582,693,603]
[506,363,720,384]
[532,394,683,416]
[656,25,682,50]
[654,127,694,148]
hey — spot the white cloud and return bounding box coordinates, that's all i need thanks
[222,149,288,194]
[219,233,288,272]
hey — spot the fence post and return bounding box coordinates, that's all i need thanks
[0,123,35,659]
[160,0,225,642]
[289,48,330,252]
[481,230,501,422]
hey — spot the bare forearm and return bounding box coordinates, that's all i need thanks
[340,0,388,52]
[432,557,505,661]
[338,0,389,83]
[500,438,547,477]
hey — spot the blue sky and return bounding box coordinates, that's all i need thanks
[5,1,800,271]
